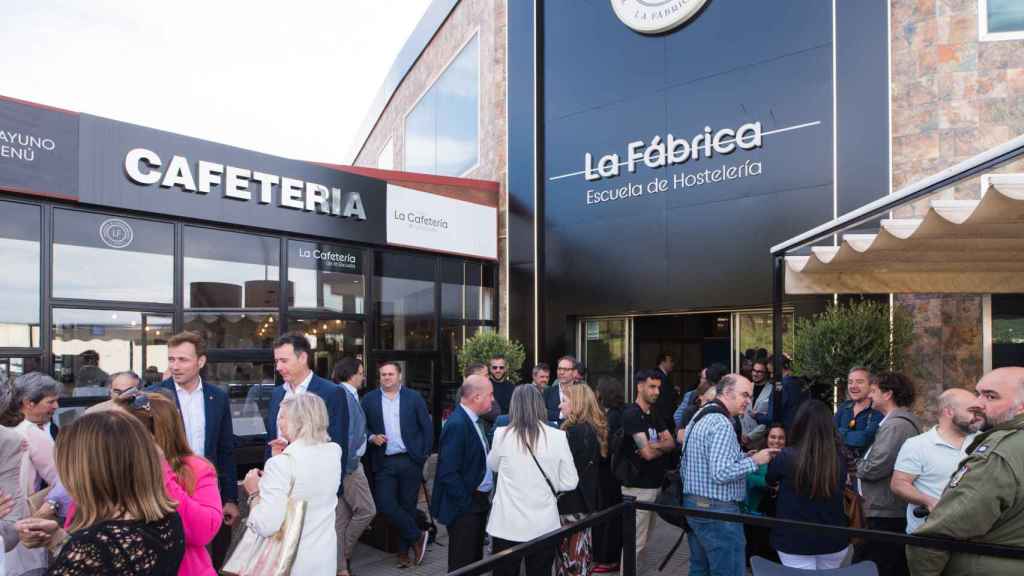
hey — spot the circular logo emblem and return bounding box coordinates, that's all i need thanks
[610,0,709,34]
[99,218,134,249]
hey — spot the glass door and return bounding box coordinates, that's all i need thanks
[580,317,630,396]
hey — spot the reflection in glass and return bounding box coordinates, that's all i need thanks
[441,260,494,321]
[988,0,1024,34]
[288,241,364,313]
[287,319,364,379]
[185,227,281,308]
[53,209,173,303]
[375,253,435,351]
[204,361,277,437]
[183,312,278,349]
[583,319,626,387]
[993,294,1024,369]
[0,357,43,386]
[0,201,40,347]
[735,312,795,360]
[403,34,479,176]
[52,309,172,397]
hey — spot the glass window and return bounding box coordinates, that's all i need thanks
[51,309,172,397]
[441,260,495,321]
[183,312,278,349]
[583,319,627,386]
[374,252,436,350]
[0,357,43,386]
[734,311,795,361]
[0,201,40,347]
[982,0,1024,39]
[202,360,277,437]
[404,34,479,176]
[287,319,364,378]
[53,209,173,303]
[185,227,280,308]
[288,241,364,313]
[377,139,394,170]
[993,294,1024,368]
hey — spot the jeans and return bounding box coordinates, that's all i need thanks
[683,495,746,576]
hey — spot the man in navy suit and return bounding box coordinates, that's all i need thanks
[543,355,578,423]
[362,361,433,567]
[266,333,349,476]
[431,373,494,571]
[150,331,238,567]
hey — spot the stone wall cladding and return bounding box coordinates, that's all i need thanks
[353,0,509,336]
[889,0,1023,406]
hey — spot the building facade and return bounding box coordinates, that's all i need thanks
[0,94,499,471]
[350,0,1024,408]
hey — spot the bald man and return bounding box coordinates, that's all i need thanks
[430,374,494,571]
[891,388,981,534]
[908,367,1024,575]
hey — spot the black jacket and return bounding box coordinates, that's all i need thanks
[559,422,600,515]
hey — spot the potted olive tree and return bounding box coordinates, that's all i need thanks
[793,299,913,406]
[457,331,527,383]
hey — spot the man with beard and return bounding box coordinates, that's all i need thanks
[890,389,981,534]
[908,367,1024,576]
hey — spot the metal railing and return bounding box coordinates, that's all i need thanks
[447,496,1024,575]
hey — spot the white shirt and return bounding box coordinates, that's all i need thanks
[894,426,976,533]
[342,382,367,457]
[461,404,493,493]
[176,378,206,457]
[284,370,314,400]
[279,371,314,439]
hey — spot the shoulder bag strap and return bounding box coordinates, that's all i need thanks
[526,440,560,499]
[892,415,921,435]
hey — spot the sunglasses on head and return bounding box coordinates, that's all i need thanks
[119,389,151,412]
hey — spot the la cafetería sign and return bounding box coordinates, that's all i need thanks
[610,0,710,34]
[124,148,367,220]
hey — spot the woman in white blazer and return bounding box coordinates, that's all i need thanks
[243,393,342,576]
[487,384,579,576]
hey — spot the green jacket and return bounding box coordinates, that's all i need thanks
[907,412,1024,575]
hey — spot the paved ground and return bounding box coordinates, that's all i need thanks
[349,515,691,576]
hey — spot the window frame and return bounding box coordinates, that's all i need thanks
[979,0,1024,42]
[401,30,482,177]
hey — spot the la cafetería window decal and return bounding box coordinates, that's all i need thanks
[98,218,134,249]
[610,0,710,34]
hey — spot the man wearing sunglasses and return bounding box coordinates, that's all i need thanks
[488,355,514,415]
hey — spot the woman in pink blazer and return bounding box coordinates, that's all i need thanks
[123,392,223,576]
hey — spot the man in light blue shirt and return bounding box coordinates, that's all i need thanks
[891,388,980,534]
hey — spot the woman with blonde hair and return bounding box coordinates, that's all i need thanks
[243,393,342,576]
[556,383,606,576]
[24,410,185,574]
[118,391,223,576]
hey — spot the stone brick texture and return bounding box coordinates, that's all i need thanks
[354,0,509,335]
[890,0,1024,413]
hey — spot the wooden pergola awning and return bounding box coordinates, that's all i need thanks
[784,174,1024,294]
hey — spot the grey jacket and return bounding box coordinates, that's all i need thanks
[341,384,367,475]
[856,408,922,518]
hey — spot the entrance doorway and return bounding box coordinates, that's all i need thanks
[634,314,731,400]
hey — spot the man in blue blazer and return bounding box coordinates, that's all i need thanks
[431,373,494,571]
[543,355,578,423]
[362,361,433,567]
[266,333,350,481]
[149,331,238,568]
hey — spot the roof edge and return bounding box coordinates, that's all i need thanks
[344,0,460,165]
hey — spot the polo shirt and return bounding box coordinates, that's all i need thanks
[893,426,975,533]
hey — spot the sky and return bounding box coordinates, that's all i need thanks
[0,0,432,163]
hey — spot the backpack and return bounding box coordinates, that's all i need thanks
[610,425,641,485]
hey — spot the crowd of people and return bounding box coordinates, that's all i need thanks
[1,333,1023,576]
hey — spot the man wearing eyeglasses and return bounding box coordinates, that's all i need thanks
[543,356,578,423]
[488,355,514,415]
[739,360,772,446]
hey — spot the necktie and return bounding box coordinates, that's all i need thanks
[475,419,489,451]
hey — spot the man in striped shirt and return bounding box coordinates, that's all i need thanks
[681,374,779,576]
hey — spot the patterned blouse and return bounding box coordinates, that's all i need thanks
[47,513,185,575]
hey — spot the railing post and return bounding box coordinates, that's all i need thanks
[621,495,637,576]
